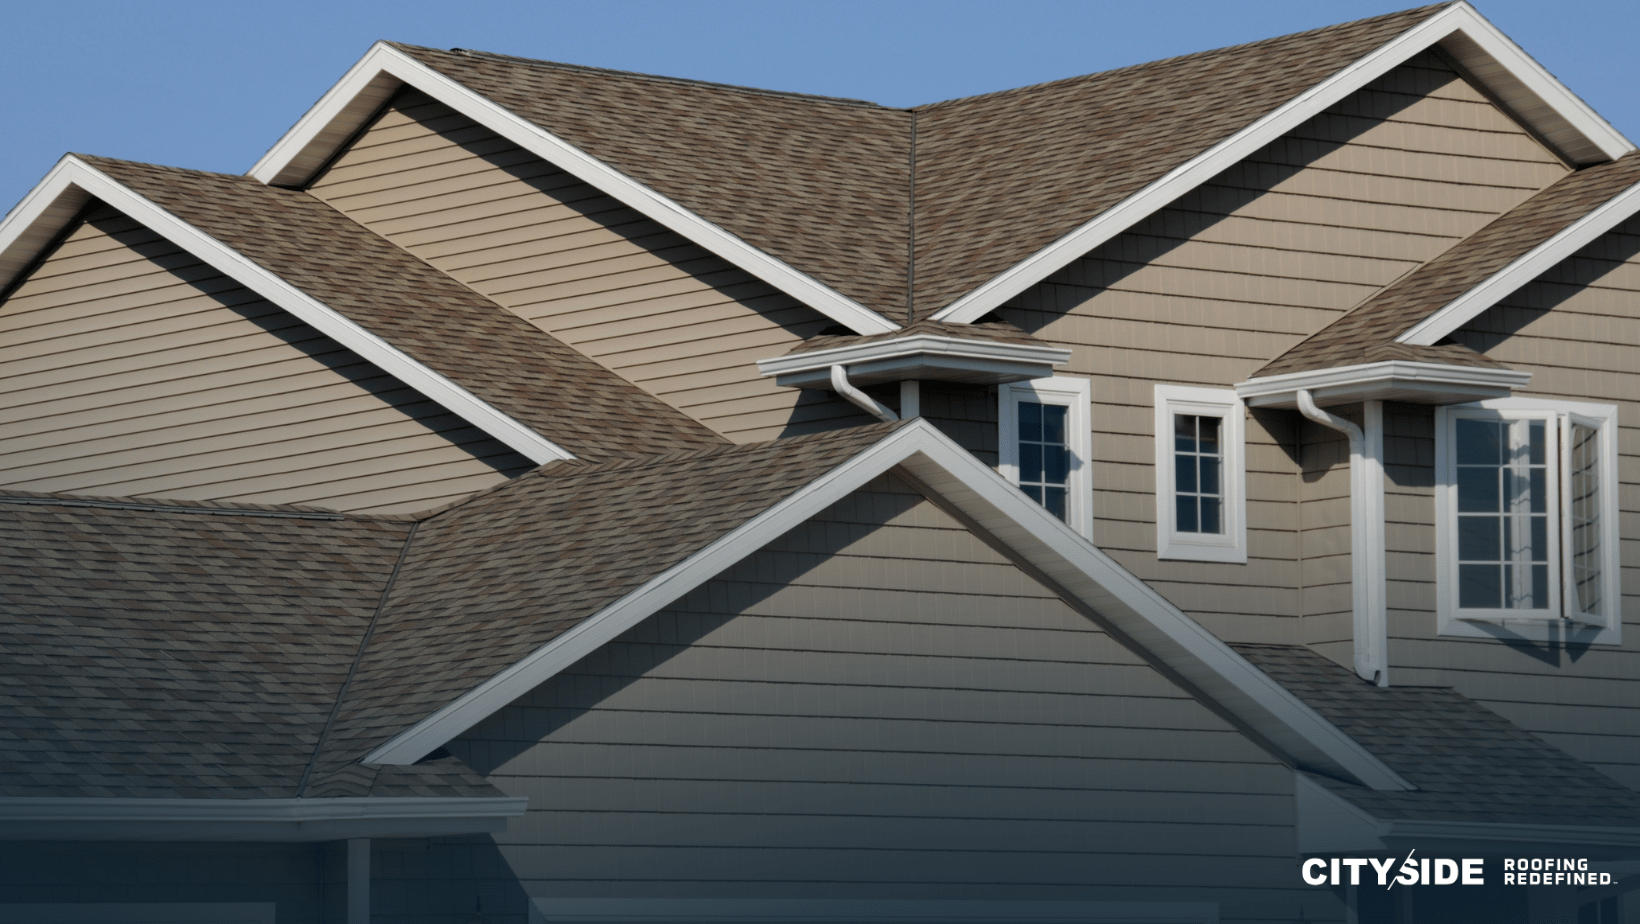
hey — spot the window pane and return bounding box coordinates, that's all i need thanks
[1529,516,1548,563]
[1528,420,1545,465]
[1044,487,1067,521]
[1199,457,1220,495]
[1198,416,1219,454]
[1458,516,1500,561]
[1199,497,1221,534]
[1528,468,1546,514]
[1570,422,1602,615]
[1175,454,1197,493]
[1530,564,1549,609]
[1045,445,1069,483]
[1459,564,1502,609]
[1174,414,1195,453]
[1176,499,1198,533]
[1043,404,1067,444]
[1021,443,1042,482]
[1456,468,1499,512]
[1456,419,1502,465]
[1020,401,1041,439]
[1022,484,1042,504]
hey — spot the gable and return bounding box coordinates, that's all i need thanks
[307,90,868,443]
[0,204,533,513]
[450,474,1294,892]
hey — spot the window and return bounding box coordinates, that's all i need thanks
[1436,399,1621,643]
[1154,386,1246,563]
[999,376,1092,537]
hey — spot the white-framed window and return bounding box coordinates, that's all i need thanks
[999,376,1092,538]
[1436,398,1621,644]
[1154,385,1247,563]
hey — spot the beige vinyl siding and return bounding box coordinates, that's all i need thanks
[307,90,858,444]
[997,54,1567,644]
[1386,214,1640,790]
[0,205,532,514]
[452,474,1298,905]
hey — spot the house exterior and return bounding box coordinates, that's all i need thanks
[4,3,1640,922]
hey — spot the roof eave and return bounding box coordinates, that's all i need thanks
[757,335,1071,388]
[248,42,899,337]
[1236,360,1531,409]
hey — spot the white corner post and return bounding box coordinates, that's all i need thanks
[347,838,370,924]
[1297,391,1388,687]
[899,380,921,418]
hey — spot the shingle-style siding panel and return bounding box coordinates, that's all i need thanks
[451,475,1298,907]
[1402,216,1640,790]
[996,56,1567,645]
[308,90,864,444]
[0,205,532,513]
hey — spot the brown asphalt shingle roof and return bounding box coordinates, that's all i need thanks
[391,5,1451,324]
[1256,152,1640,378]
[83,156,727,463]
[1233,644,1640,827]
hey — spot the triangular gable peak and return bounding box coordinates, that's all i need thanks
[342,418,1412,794]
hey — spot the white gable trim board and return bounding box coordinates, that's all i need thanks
[364,419,1413,794]
[931,1,1635,326]
[249,42,901,337]
[0,156,573,465]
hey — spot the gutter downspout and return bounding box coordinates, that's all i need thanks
[1297,390,1388,687]
[830,364,898,423]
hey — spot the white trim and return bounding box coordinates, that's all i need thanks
[1398,176,1640,347]
[0,795,528,841]
[0,157,571,465]
[0,905,275,924]
[250,43,898,336]
[365,419,1412,793]
[1434,397,1622,645]
[1154,386,1247,565]
[758,335,1070,388]
[999,376,1093,539]
[529,898,1218,924]
[1235,361,1531,409]
[932,2,1633,326]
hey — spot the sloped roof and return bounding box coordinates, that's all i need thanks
[389,5,1451,323]
[292,421,909,778]
[1233,644,1640,826]
[1257,151,1640,378]
[782,319,1051,356]
[82,157,726,463]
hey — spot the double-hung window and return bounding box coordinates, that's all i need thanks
[1436,399,1620,643]
[999,377,1092,538]
[1154,386,1246,563]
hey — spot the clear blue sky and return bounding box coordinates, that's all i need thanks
[4,1,1636,216]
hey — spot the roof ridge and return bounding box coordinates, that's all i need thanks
[912,2,1454,111]
[397,42,893,110]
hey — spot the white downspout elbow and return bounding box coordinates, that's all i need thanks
[1296,389,1388,687]
[830,364,898,423]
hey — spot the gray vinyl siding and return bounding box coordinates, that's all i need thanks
[1392,214,1640,790]
[0,205,532,514]
[996,54,1567,645]
[307,90,864,444]
[449,474,1299,909]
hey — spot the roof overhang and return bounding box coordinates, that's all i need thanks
[932,1,1636,326]
[0,155,571,465]
[1298,774,1640,859]
[756,335,1071,388]
[363,419,1413,794]
[248,42,898,336]
[0,795,527,842]
[1235,360,1531,409]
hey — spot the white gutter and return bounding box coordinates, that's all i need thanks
[830,364,897,423]
[758,334,1070,389]
[1296,390,1388,687]
[1236,360,1530,409]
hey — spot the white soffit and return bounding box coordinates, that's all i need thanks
[364,419,1413,794]
[1235,360,1532,409]
[249,42,899,336]
[1397,175,1640,346]
[931,1,1635,326]
[756,334,1071,388]
[0,156,572,465]
[0,795,527,842]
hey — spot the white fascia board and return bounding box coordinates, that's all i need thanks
[14,157,570,465]
[1235,360,1532,409]
[932,2,1634,326]
[0,156,94,289]
[0,795,527,842]
[366,419,1411,793]
[757,335,1071,387]
[249,43,898,337]
[1398,176,1640,346]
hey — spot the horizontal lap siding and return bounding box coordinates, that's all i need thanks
[452,475,1295,904]
[308,91,861,444]
[1426,216,1640,789]
[997,55,1566,645]
[0,206,531,513]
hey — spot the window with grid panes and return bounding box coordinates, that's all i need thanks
[999,377,1092,538]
